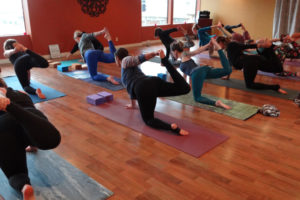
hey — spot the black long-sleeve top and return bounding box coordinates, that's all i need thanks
[0,88,61,149]
[70,36,104,54]
[226,42,257,69]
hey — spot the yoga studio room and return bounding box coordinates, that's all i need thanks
[0,0,299,199]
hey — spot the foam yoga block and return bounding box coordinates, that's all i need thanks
[86,94,106,105]
[157,73,167,81]
[98,91,113,101]
[57,65,69,72]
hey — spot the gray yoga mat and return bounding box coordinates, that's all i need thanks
[205,78,299,100]
[167,92,260,120]
[257,71,300,81]
[0,150,113,200]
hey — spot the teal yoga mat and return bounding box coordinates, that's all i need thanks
[0,150,113,200]
[167,92,260,120]
[62,70,124,91]
[57,59,84,68]
[3,76,66,104]
[205,78,299,100]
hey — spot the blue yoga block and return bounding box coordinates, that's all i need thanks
[97,91,113,101]
[57,65,69,72]
[86,94,106,105]
[157,73,167,81]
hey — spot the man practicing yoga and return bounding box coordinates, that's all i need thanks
[0,78,61,200]
[171,38,232,109]
[3,39,48,99]
[73,27,119,84]
[115,48,190,135]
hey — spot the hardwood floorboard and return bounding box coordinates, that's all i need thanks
[0,41,299,199]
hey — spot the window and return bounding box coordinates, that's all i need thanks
[173,0,197,24]
[0,0,26,36]
[142,0,168,26]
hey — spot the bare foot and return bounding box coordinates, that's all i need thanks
[171,123,189,135]
[107,76,119,85]
[22,184,35,200]
[216,100,231,110]
[278,88,287,94]
[36,88,46,99]
[25,146,38,153]
[221,75,230,80]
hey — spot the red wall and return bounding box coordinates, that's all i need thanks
[0,0,194,59]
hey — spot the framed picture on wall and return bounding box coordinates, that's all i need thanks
[49,44,61,59]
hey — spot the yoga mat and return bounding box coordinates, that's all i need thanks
[62,70,124,91]
[57,59,84,68]
[88,99,229,157]
[284,60,300,66]
[167,92,260,120]
[205,78,299,100]
[81,77,124,91]
[3,76,66,104]
[257,71,300,81]
[0,150,113,200]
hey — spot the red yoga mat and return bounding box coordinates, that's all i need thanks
[88,99,228,157]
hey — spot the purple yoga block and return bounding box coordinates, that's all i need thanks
[97,91,113,101]
[86,94,106,105]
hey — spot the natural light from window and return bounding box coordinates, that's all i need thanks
[173,0,196,24]
[0,0,26,36]
[141,0,168,26]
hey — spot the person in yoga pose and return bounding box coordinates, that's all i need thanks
[171,38,232,109]
[0,78,61,200]
[192,23,221,46]
[154,27,178,60]
[114,48,190,135]
[216,36,287,93]
[223,23,251,43]
[73,27,119,84]
[66,31,104,59]
[3,39,48,99]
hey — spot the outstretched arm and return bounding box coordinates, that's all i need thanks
[93,27,107,37]
[186,42,210,57]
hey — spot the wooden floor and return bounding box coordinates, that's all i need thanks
[1,42,300,200]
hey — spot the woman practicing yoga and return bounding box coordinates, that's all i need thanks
[3,39,49,99]
[67,31,104,58]
[73,27,119,84]
[171,38,232,109]
[114,48,190,135]
[0,78,61,200]
[223,23,251,43]
[217,36,287,93]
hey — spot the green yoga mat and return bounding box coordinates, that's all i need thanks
[205,78,299,100]
[167,92,260,120]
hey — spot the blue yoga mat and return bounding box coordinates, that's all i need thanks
[57,59,84,68]
[0,150,113,200]
[62,70,124,91]
[3,76,66,104]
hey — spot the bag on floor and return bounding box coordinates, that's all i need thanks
[259,104,280,117]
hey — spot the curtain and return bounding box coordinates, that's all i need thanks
[273,0,300,38]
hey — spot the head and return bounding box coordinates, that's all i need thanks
[3,39,17,51]
[0,78,8,89]
[114,48,129,67]
[192,24,200,35]
[154,27,162,38]
[216,36,230,49]
[170,41,184,59]
[73,30,83,43]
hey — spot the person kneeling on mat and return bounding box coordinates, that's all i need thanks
[114,48,190,135]
[0,78,61,200]
[3,39,48,99]
[73,27,119,85]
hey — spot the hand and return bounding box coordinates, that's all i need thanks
[158,49,165,58]
[0,88,7,97]
[125,103,136,109]
[217,21,222,28]
[0,90,10,111]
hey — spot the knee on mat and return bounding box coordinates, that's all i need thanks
[38,134,61,150]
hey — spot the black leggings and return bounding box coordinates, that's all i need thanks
[0,103,60,192]
[134,58,190,134]
[14,50,49,94]
[238,46,283,90]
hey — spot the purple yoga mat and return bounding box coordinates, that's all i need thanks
[88,99,229,157]
[284,59,300,66]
